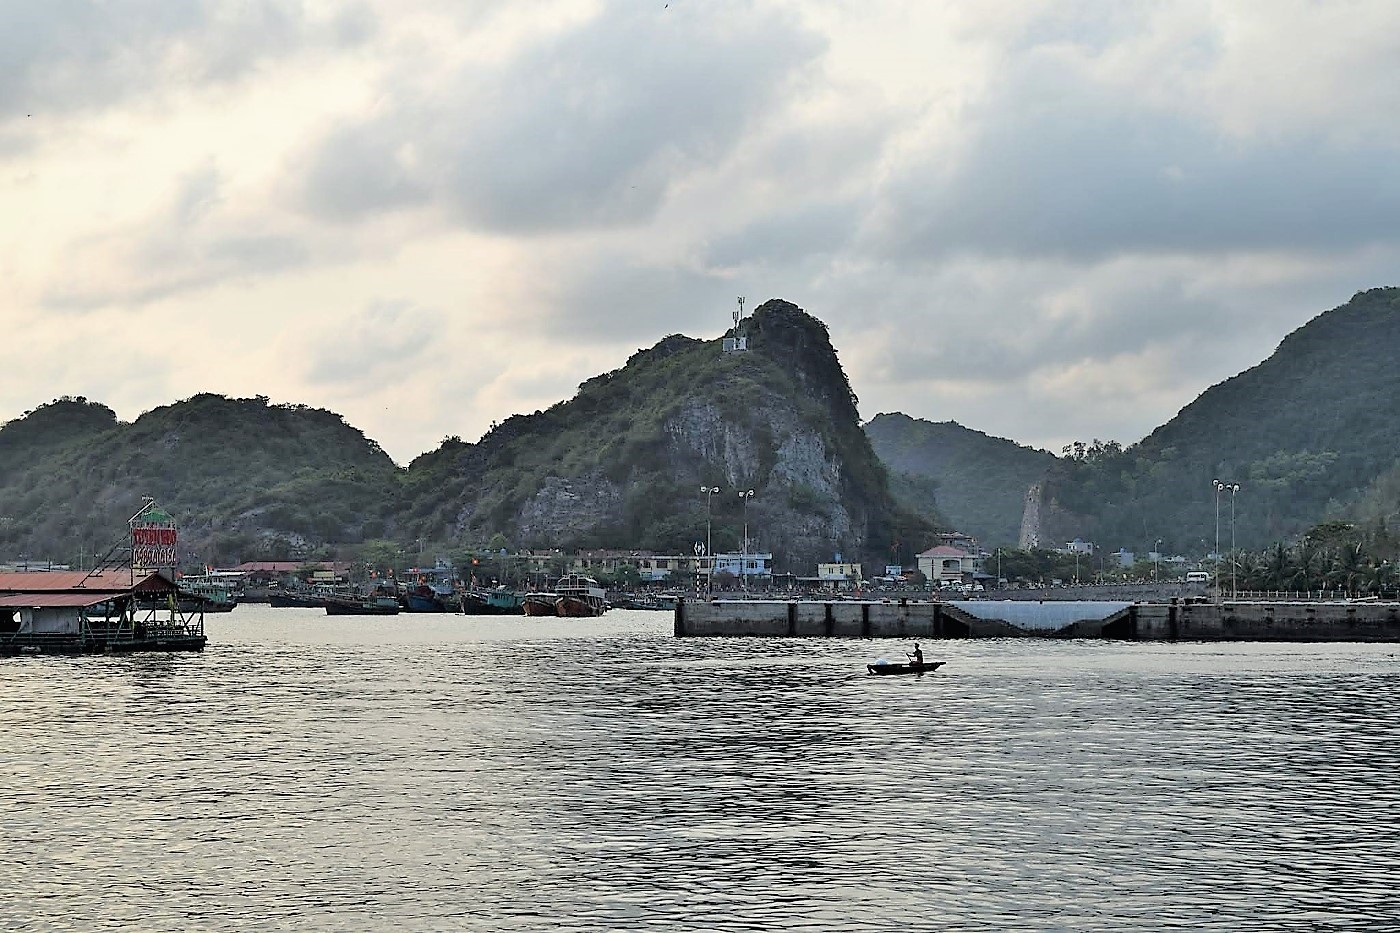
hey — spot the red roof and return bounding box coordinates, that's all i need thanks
[0,593,114,608]
[918,546,973,558]
[0,570,174,594]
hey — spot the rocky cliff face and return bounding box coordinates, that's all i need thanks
[0,305,930,571]
[402,299,928,570]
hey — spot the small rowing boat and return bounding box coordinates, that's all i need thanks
[867,660,945,676]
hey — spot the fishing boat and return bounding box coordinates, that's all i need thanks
[177,574,243,611]
[268,589,328,608]
[555,575,608,617]
[401,582,448,612]
[136,574,241,613]
[461,587,524,615]
[521,592,558,617]
[401,564,459,612]
[866,660,946,676]
[324,595,401,616]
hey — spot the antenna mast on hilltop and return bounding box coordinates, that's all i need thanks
[723,297,749,353]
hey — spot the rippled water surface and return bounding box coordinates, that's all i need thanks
[3,607,1399,931]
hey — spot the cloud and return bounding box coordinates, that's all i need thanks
[295,0,825,233]
[7,0,1400,468]
[527,254,734,345]
[41,165,311,311]
[827,244,1400,455]
[868,52,1400,264]
[305,299,447,387]
[702,200,860,270]
[0,1,368,128]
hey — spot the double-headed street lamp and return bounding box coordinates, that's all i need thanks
[1214,479,1240,596]
[1227,482,1241,598]
[700,486,721,592]
[738,489,755,590]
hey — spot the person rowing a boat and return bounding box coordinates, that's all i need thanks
[908,643,924,667]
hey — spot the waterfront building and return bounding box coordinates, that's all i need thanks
[710,552,773,583]
[917,532,986,585]
[0,569,206,654]
[816,561,863,589]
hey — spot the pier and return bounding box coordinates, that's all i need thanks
[674,598,1400,641]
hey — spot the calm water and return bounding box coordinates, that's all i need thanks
[2,607,1398,932]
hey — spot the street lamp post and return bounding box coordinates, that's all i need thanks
[1154,538,1162,582]
[1213,479,1225,589]
[1227,483,1241,597]
[738,489,755,590]
[700,486,721,592]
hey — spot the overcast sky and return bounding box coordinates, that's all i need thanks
[4,0,1398,463]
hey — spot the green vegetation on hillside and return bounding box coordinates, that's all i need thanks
[866,413,1055,547]
[0,299,930,572]
[9,288,1399,572]
[1039,287,1400,554]
[401,300,933,569]
[0,394,400,566]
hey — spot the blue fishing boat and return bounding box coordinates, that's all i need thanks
[461,586,524,615]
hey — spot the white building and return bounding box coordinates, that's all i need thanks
[816,561,863,588]
[916,532,987,585]
[711,552,772,581]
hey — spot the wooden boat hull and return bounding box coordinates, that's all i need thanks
[867,661,945,675]
[556,595,605,618]
[268,592,325,608]
[324,599,400,616]
[521,595,557,617]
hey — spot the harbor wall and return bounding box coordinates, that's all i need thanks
[674,599,1400,642]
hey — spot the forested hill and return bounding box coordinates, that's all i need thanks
[864,413,1057,548]
[0,301,931,571]
[0,395,400,564]
[1037,287,1400,552]
[398,299,933,569]
[10,289,1397,570]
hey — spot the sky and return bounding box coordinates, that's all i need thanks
[4,0,1399,464]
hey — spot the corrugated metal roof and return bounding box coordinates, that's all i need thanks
[0,570,174,594]
[0,593,115,608]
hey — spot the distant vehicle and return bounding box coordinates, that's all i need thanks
[1185,571,1211,584]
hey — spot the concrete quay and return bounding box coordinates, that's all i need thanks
[674,598,1400,642]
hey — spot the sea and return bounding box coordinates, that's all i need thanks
[2,606,1397,932]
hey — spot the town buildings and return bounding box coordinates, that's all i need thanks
[916,532,986,586]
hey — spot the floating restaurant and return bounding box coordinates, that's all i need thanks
[0,498,207,655]
[0,569,207,655]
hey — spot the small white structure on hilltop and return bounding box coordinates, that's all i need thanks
[722,296,748,352]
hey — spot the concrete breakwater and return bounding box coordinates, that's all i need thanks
[675,598,1400,642]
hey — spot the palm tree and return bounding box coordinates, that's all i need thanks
[1326,542,1366,596]
[1369,560,1396,597]
[1261,542,1290,591]
[1290,540,1322,591]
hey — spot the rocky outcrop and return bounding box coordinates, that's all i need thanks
[400,299,930,569]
